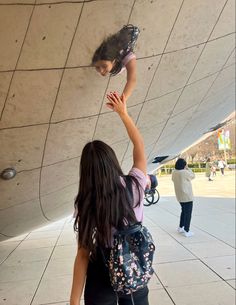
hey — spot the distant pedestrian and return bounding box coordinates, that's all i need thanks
[218,159,226,175]
[172,158,195,237]
[205,158,213,181]
[211,162,217,177]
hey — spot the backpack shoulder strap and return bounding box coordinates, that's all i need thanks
[125,175,133,201]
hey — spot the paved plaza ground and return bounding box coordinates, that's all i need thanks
[0,171,235,305]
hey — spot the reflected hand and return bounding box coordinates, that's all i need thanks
[106,92,127,117]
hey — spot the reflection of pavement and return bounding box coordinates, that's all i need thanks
[0,172,235,305]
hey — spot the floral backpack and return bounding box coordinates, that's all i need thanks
[108,223,155,298]
[103,177,155,302]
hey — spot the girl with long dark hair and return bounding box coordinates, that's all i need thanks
[70,92,149,305]
[92,25,140,102]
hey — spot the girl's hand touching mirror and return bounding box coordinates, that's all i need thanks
[106,92,127,117]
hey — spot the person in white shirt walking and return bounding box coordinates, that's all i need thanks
[172,158,195,237]
[218,159,226,175]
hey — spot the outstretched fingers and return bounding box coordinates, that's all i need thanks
[106,91,127,116]
[106,92,120,110]
[106,94,115,110]
[107,92,120,104]
[106,102,114,110]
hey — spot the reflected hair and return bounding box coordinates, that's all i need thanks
[92,24,140,75]
[175,158,187,170]
[74,140,141,256]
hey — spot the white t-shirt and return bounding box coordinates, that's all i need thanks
[218,160,225,169]
[172,169,195,203]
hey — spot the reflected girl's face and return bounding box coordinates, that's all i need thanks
[94,60,115,76]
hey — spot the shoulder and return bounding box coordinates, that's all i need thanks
[172,169,176,175]
[184,169,195,179]
[122,52,136,66]
[129,167,146,180]
[172,169,179,175]
[128,167,147,190]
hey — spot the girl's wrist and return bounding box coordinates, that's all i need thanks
[119,111,128,119]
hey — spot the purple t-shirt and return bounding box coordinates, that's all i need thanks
[121,167,147,222]
[119,52,136,74]
[73,167,147,222]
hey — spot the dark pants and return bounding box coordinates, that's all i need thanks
[84,250,149,305]
[179,201,193,232]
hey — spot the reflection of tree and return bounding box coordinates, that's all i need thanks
[199,137,218,160]
[187,147,198,164]
[183,118,235,162]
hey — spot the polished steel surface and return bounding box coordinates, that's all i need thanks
[0,0,235,239]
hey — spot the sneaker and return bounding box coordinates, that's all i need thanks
[177,227,185,233]
[184,231,194,237]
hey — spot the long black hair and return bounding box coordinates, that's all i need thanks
[74,140,141,256]
[92,24,140,75]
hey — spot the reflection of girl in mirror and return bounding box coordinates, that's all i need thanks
[92,25,140,102]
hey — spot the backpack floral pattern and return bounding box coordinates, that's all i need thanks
[108,224,155,294]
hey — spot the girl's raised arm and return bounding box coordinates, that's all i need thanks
[122,58,137,102]
[107,92,146,175]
